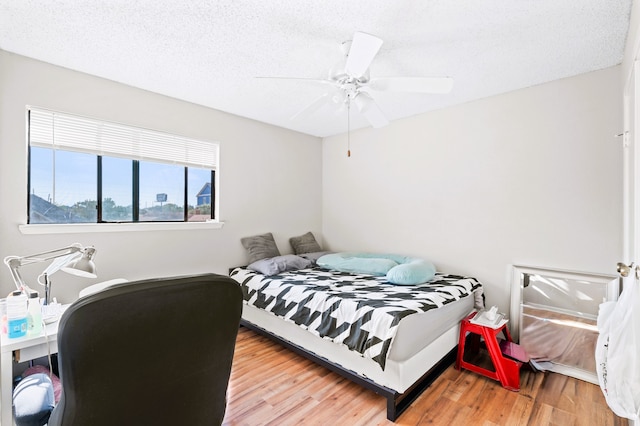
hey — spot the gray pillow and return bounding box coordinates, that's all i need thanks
[289,232,322,255]
[241,232,281,264]
[248,254,312,276]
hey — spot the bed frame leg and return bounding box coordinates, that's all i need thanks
[385,347,457,421]
[387,397,398,422]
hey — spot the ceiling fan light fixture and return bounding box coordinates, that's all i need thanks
[354,92,389,128]
[332,91,346,104]
[354,92,373,113]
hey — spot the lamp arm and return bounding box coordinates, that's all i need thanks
[3,243,88,292]
[4,256,28,291]
[11,243,84,266]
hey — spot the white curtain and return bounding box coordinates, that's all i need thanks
[596,269,640,421]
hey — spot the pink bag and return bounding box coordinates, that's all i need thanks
[23,365,61,404]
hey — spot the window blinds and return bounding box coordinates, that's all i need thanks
[28,108,218,169]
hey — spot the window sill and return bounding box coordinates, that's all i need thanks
[18,221,225,235]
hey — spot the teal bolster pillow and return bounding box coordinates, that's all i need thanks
[386,260,436,285]
[317,252,436,284]
[317,252,398,276]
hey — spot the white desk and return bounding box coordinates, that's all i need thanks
[0,318,63,426]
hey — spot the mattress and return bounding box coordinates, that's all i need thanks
[230,266,483,391]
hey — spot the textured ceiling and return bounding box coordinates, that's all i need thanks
[0,1,633,137]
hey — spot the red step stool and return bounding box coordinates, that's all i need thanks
[455,311,529,391]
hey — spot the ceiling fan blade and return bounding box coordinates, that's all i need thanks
[256,76,334,87]
[290,93,331,121]
[369,77,454,94]
[344,32,383,78]
[354,93,389,128]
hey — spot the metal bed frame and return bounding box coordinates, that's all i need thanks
[240,319,457,421]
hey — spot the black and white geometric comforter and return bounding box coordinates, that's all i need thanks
[230,267,482,370]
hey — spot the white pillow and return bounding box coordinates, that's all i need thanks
[78,278,128,298]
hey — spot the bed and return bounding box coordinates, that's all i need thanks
[229,264,484,421]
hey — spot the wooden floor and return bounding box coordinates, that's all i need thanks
[223,327,628,426]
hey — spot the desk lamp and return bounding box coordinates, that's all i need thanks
[4,243,97,305]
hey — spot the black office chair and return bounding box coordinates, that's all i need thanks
[18,273,243,426]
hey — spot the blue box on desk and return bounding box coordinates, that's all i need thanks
[8,317,27,338]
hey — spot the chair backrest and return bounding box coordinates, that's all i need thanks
[47,273,243,426]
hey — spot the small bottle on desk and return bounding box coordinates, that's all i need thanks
[0,298,7,335]
[7,291,28,339]
[27,290,42,336]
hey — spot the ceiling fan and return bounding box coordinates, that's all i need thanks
[264,31,454,130]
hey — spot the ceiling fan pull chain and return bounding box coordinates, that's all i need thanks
[347,98,351,157]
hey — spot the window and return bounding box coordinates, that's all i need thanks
[27,108,218,224]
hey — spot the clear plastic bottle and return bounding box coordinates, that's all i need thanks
[0,298,7,336]
[7,291,28,339]
[27,290,42,336]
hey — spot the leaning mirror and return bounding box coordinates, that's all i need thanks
[509,265,619,384]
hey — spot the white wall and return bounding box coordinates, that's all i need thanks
[623,1,640,87]
[622,3,640,263]
[0,50,322,302]
[322,66,623,312]
[0,49,625,314]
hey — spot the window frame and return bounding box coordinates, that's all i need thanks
[25,107,221,229]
